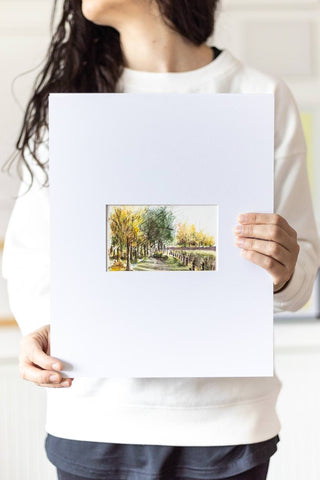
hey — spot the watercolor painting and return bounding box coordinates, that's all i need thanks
[106,205,218,272]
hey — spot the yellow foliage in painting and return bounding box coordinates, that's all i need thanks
[109,260,126,271]
[109,206,146,248]
[175,222,215,247]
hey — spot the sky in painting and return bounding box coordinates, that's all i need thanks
[108,205,218,238]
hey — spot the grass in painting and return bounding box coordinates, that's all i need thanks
[106,205,217,272]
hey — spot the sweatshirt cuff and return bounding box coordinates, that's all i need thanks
[273,262,307,313]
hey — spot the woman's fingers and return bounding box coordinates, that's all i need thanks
[234,212,300,289]
[235,237,291,266]
[20,337,62,371]
[19,325,73,388]
[238,213,297,238]
[39,379,73,388]
[234,223,294,251]
[19,361,72,387]
[20,327,62,370]
[240,249,289,285]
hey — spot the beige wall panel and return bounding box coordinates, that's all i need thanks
[243,21,314,77]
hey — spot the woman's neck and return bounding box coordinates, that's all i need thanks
[114,4,214,73]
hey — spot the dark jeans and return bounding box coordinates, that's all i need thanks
[56,460,270,480]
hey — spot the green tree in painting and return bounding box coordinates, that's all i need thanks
[140,206,175,252]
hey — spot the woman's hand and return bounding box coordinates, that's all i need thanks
[18,324,74,388]
[234,213,300,292]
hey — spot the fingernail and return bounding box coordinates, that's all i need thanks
[49,375,59,383]
[52,363,61,370]
[238,214,248,223]
[234,225,242,234]
[61,380,70,387]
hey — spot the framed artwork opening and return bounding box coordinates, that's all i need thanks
[106,204,218,272]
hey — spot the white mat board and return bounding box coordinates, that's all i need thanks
[49,93,274,377]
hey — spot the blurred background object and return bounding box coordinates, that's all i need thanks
[0,1,320,479]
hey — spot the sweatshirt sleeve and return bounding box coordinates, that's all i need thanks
[2,154,50,336]
[273,79,320,312]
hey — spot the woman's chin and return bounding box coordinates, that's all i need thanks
[81,0,127,24]
[81,1,109,24]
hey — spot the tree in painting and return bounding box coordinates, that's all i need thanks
[140,206,175,252]
[109,207,145,271]
[175,222,214,248]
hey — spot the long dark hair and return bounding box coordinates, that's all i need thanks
[5,0,219,189]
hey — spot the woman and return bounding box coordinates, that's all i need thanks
[3,1,320,479]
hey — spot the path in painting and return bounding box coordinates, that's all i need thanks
[132,256,190,272]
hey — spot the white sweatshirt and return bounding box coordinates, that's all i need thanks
[2,49,320,446]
